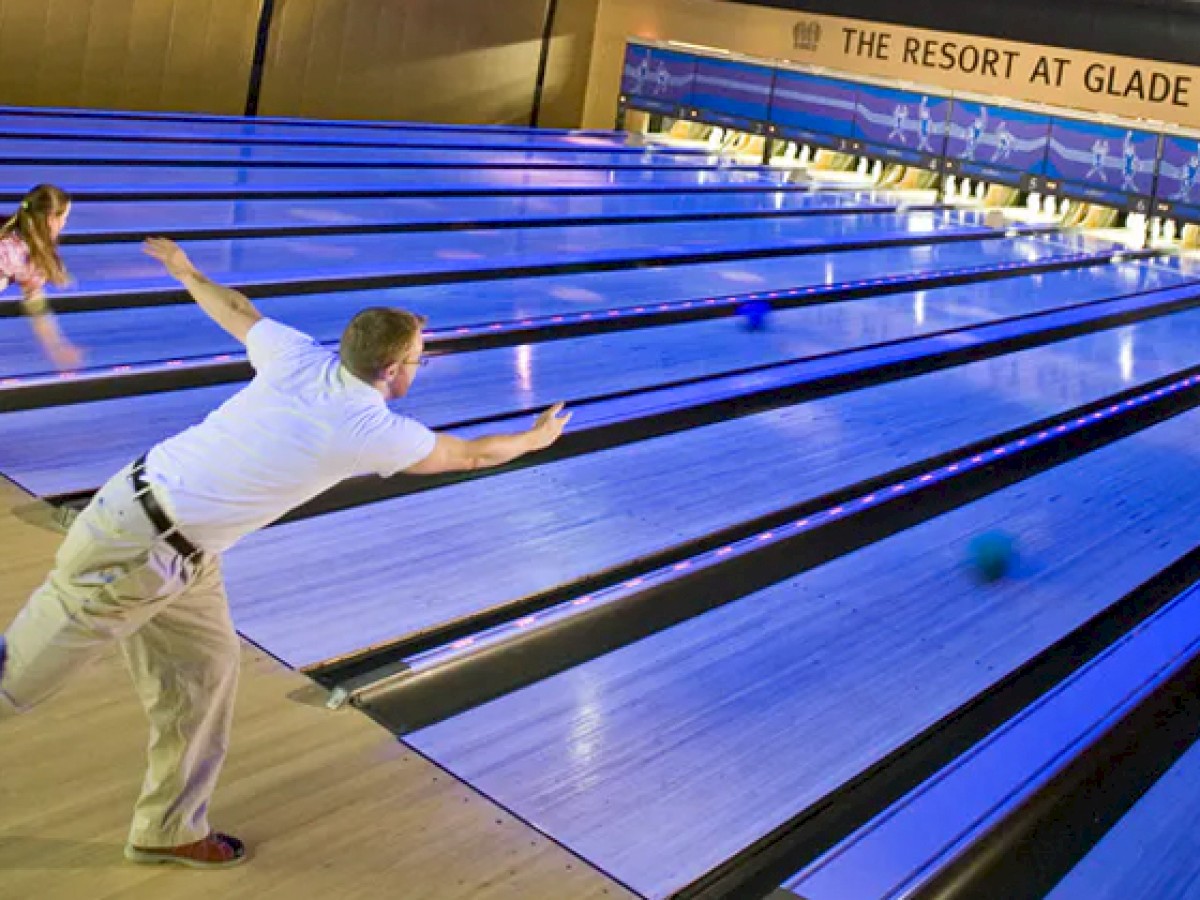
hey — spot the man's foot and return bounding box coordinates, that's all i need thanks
[53,505,79,531]
[125,832,247,869]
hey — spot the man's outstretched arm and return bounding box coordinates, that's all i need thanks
[143,237,263,344]
[405,403,571,475]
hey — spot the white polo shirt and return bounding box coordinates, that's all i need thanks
[145,318,435,553]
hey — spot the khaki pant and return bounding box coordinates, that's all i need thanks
[0,463,239,848]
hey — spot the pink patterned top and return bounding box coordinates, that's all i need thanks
[0,231,45,294]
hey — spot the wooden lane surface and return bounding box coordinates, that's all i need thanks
[0,163,787,202]
[1,247,1168,500]
[0,137,710,168]
[0,477,635,900]
[37,211,972,301]
[407,398,1200,898]
[59,190,886,242]
[1045,734,1200,900]
[0,232,1079,378]
[218,307,1200,671]
[0,113,632,148]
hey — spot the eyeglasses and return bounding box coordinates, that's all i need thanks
[401,354,430,368]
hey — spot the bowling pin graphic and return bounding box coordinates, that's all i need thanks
[1087,139,1110,183]
[964,107,988,161]
[654,61,670,96]
[890,103,909,143]
[917,97,933,152]
[991,122,1015,163]
[1121,131,1139,192]
[631,55,649,95]
[1174,147,1200,201]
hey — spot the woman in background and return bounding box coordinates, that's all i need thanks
[0,184,83,370]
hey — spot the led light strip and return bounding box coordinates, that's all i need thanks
[398,372,1200,675]
[0,246,1114,391]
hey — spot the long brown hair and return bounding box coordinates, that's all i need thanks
[0,184,71,287]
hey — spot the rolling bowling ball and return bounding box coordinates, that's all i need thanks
[737,299,771,331]
[968,530,1016,582]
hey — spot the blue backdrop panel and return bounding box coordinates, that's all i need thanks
[944,100,1051,188]
[690,57,775,128]
[1044,118,1159,209]
[768,70,857,149]
[852,84,951,166]
[617,42,1177,209]
[621,45,698,114]
[1154,135,1200,223]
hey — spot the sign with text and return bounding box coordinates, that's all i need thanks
[827,22,1194,122]
[588,0,1200,131]
[768,70,857,149]
[944,100,1051,188]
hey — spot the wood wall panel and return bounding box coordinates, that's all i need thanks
[541,0,602,128]
[259,0,600,127]
[0,0,597,126]
[0,0,260,114]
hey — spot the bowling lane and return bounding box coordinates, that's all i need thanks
[0,105,622,139]
[0,137,712,169]
[62,189,902,240]
[4,230,1086,376]
[0,163,792,199]
[39,209,985,301]
[212,293,1200,669]
[0,112,635,150]
[407,396,1200,899]
[1045,736,1200,900]
[5,244,1175,495]
[7,232,1089,376]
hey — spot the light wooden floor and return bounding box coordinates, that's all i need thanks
[0,477,634,900]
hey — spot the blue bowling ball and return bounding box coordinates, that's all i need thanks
[738,299,771,331]
[968,530,1016,581]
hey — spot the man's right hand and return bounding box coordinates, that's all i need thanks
[143,238,200,282]
[404,403,572,477]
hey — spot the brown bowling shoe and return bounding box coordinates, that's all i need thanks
[125,832,247,869]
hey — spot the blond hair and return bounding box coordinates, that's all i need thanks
[1,184,71,287]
